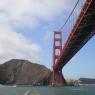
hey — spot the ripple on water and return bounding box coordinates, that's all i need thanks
[24,90,40,95]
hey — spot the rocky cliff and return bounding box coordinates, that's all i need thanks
[0,59,52,85]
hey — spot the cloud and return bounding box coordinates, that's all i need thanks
[0,0,83,30]
[0,23,43,64]
[0,0,71,30]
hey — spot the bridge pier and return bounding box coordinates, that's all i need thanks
[52,69,65,86]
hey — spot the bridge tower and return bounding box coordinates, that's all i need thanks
[52,31,65,86]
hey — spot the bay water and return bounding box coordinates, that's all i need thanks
[0,85,95,95]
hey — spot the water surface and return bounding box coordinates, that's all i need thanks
[0,85,95,95]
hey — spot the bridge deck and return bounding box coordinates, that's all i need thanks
[55,0,95,70]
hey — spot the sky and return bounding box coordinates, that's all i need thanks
[0,0,95,79]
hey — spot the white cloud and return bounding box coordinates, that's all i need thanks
[0,23,42,64]
[0,0,70,30]
[0,0,84,30]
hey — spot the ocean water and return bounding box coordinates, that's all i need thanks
[0,85,95,95]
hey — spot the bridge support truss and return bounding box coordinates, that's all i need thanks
[52,31,65,86]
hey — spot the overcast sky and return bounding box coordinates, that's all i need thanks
[0,0,95,79]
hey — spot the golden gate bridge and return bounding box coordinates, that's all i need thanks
[52,0,95,86]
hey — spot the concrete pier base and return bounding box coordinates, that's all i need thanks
[52,70,66,86]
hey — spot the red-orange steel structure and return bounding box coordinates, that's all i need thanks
[52,32,65,86]
[52,0,95,86]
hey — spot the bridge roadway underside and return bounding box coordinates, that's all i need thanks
[55,0,95,70]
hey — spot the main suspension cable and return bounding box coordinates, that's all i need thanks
[59,0,80,31]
